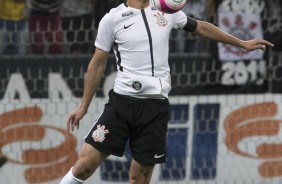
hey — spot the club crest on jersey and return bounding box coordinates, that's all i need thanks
[154,12,168,27]
[122,10,134,17]
[132,81,142,90]
[92,125,109,143]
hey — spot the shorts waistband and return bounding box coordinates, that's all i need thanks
[110,89,168,103]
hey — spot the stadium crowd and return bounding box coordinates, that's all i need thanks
[0,0,281,55]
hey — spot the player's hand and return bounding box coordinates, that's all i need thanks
[243,39,274,51]
[66,107,87,131]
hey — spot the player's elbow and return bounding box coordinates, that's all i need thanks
[195,21,211,38]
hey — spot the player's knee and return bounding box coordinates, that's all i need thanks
[72,160,94,180]
[130,169,152,184]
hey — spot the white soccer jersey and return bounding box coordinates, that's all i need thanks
[95,2,187,98]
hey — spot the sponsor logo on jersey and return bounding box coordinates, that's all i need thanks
[154,12,168,27]
[132,81,142,90]
[92,125,109,143]
[122,10,134,17]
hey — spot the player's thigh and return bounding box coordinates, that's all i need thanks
[129,159,155,184]
[130,98,170,164]
[72,143,109,176]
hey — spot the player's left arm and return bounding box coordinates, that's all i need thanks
[194,20,274,51]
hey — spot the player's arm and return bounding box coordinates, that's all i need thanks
[66,48,109,131]
[194,20,274,51]
[80,48,108,111]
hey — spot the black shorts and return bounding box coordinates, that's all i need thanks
[85,89,170,164]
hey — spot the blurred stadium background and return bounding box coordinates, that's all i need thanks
[0,0,282,183]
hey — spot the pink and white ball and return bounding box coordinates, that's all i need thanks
[152,0,187,14]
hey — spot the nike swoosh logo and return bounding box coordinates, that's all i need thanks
[154,154,165,158]
[124,23,135,29]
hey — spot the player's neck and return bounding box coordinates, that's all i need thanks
[126,0,150,9]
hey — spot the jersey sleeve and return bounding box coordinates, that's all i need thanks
[171,11,187,29]
[94,13,115,52]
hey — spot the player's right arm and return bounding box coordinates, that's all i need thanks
[67,48,109,131]
[66,10,115,131]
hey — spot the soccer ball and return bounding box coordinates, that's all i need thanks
[152,0,187,14]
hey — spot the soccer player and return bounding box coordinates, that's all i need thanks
[60,0,274,183]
